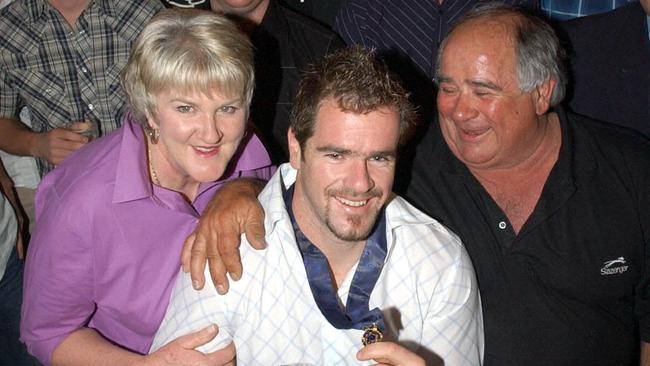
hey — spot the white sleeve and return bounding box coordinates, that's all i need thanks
[422,237,484,366]
[150,268,232,353]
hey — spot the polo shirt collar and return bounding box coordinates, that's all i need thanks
[434,105,592,183]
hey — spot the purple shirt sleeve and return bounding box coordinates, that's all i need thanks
[21,181,96,365]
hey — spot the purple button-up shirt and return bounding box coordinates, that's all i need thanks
[20,115,274,365]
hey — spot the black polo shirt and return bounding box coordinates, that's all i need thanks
[398,107,650,365]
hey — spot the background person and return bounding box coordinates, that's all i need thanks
[558,0,650,136]
[0,0,163,176]
[20,9,273,366]
[0,159,39,365]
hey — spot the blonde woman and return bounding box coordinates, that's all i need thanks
[21,10,273,366]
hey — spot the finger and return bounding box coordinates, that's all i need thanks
[217,226,243,281]
[176,324,219,349]
[59,129,90,143]
[243,207,266,250]
[50,144,82,158]
[207,251,229,295]
[47,149,70,165]
[182,232,197,273]
[357,342,422,366]
[67,121,92,133]
[357,342,398,361]
[205,341,236,364]
[190,233,207,290]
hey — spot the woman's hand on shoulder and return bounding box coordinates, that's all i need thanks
[143,325,235,366]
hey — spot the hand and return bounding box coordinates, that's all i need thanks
[357,342,426,366]
[182,178,266,294]
[32,122,90,165]
[143,325,235,366]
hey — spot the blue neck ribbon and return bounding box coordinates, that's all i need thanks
[284,185,387,332]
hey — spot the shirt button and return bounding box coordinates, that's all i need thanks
[78,29,85,35]
[87,103,94,111]
[498,221,507,230]
[81,66,88,73]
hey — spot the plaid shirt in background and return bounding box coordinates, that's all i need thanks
[0,0,162,175]
[541,0,637,21]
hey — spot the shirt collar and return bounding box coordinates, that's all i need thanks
[27,0,114,23]
[434,105,589,184]
[112,113,154,203]
[262,164,436,237]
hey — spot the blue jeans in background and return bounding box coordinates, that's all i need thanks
[0,249,40,365]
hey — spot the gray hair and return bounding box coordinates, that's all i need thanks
[435,3,567,106]
[121,9,254,125]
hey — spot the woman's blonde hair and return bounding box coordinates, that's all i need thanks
[121,9,254,125]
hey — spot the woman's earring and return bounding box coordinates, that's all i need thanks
[147,127,159,144]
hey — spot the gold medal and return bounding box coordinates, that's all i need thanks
[361,323,383,346]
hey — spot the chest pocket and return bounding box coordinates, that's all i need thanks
[11,70,69,129]
[105,59,127,117]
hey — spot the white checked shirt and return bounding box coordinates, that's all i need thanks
[152,164,483,365]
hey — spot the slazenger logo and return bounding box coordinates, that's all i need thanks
[600,257,628,275]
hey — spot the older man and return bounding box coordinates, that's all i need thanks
[153,47,483,366]
[404,5,650,365]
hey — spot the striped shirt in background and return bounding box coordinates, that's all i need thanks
[0,0,162,175]
[333,0,538,78]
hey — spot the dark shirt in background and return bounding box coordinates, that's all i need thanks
[333,0,538,131]
[559,1,650,136]
[250,0,345,164]
[283,0,342,27]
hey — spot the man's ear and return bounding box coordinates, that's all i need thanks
[287,128,301,169]
[533,78,556,115]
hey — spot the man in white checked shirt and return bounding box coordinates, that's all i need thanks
[152,47,483,366]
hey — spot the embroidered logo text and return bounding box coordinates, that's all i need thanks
[600,257,628,275]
